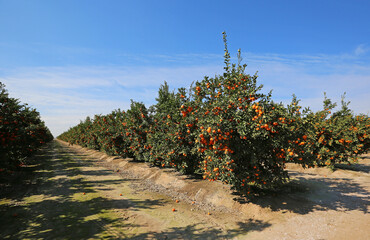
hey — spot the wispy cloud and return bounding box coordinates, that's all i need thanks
[1,65,224,136]
[1,49,369,137]
[354,44,370,56]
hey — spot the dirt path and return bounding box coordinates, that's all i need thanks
[1,141,369,239]
[0,141,262,239]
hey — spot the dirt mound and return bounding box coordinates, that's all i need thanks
[57,140,370,239]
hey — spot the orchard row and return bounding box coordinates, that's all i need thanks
[0,82,53,171]
[58,34,369,194]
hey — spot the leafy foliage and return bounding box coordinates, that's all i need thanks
[0,82,53,171]
[57,33,369,196]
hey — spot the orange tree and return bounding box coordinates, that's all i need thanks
[122,100,153,160]
[57,33,369,196]
[190,33,315,194]
[57,123,79,145]
[106,110,134,158]
[58,110,135,158]
[0,82,53,171]
[92,112,129,156]
[59,117,94,148]
[57,117,96,148]
[144,82,200,174]
[299,94,370,168]
[354,114,370,156]
[84,115,101,151]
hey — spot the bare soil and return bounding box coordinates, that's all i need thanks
[1,140,369,239]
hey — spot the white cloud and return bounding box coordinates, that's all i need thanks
[1,50,369,137]
[354,44,369,56]
[1,65,224,136]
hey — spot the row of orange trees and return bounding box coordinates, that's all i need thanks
[58,33,369,195]
[0,82,53,172]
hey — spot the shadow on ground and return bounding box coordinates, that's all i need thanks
[0,142,162,239]
[6,141,368,239]
[1,141,274,239]
[232,167,369,215]
[126,220,271,240]
[334,154,370,173]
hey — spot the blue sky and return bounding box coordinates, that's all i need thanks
[0,0,369,136]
